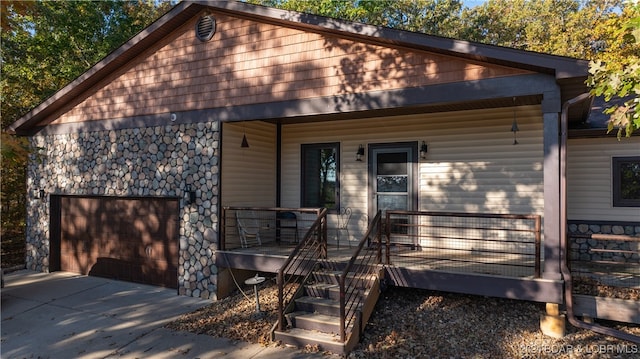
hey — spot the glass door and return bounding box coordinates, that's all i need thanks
[374,150,410,213]
[369,143,417,247]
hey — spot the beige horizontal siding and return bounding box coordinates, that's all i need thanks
[567,137,640,222]
[50,12,531,125]
[281,105,544,240]
[221,122,277,207]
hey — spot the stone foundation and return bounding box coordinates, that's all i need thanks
[26,121,220,298]
[568,221,640,263]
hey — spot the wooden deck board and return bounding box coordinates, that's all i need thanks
[215,241,564,303]
[388,246,537,278]
[218,241,536,278]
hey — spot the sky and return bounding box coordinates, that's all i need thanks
[463,0,488,7]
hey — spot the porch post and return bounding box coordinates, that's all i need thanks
[542,91,562,280]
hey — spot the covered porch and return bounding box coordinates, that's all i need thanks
[218,102,564,299]
[208,11,588,307]
[216,206,561,303]
[217,207,360,273]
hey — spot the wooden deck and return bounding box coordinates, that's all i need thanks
[217,241,537,277]
[218,207,562,303]
[387,246,538,278]
[216,240,360,272]
[215,241,563,303]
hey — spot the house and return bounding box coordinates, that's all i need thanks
[567,96,639,242]
[7,0,639,351]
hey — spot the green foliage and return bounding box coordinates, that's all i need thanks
[250,0,465,37]
[459,0,623,59]
[1,0,174,126]
[253,0,624,60]
[0,0,172,267]
[587,4,640,138]
[1,133,29,250]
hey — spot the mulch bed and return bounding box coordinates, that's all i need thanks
[572,276,640,301]
[167,276,640,358]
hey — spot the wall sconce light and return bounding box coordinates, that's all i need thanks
[420,141,428,159]
[241,133,250,148]
[185,185,196,204]
[34,189,45,199]
[356,144,365,162]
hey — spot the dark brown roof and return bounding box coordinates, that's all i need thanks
[7,0,591,135]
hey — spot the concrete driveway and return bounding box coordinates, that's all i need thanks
[1,270,323,359]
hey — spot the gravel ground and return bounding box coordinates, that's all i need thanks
[166,276,640,358]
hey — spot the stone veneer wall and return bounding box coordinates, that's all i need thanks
[568,221,640,263]
[26,121,220,298]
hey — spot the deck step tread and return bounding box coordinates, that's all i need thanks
[305,282,339,290]
[275,327,343,343]
[304,283,339,297]
[313,270,378,278]
[296,296,340,308]
[306,285,372,295]
[288,311,341,324]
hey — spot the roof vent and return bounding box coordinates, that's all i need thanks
[195,15,216,42]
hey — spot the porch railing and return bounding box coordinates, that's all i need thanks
[220,207,322,250]
[384,211,541,278]
[276,208,328,332]
[338,210,382,342]
[568,232,640,289]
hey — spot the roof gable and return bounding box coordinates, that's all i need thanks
[8,0,590,135]
[50,12,533,126]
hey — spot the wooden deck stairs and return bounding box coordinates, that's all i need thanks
[273,260,383,354]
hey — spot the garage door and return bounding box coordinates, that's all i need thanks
[54,196,179,288]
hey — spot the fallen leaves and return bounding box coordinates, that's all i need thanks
[166,277,279,345]
[166,276,640,358]
[573,276,640,301]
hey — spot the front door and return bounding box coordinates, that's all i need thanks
[369,142,417,244]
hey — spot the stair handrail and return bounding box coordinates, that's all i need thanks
[277,207,328,332]
[338,210,382,342]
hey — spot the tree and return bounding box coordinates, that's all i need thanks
[1,0,173,267]
[587,3,640,138]
[251,0,465,37]
[459,0,623,59]
[1,1,174,125]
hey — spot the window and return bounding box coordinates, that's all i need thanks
[301,143,339,209]
[613,156,640,207]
